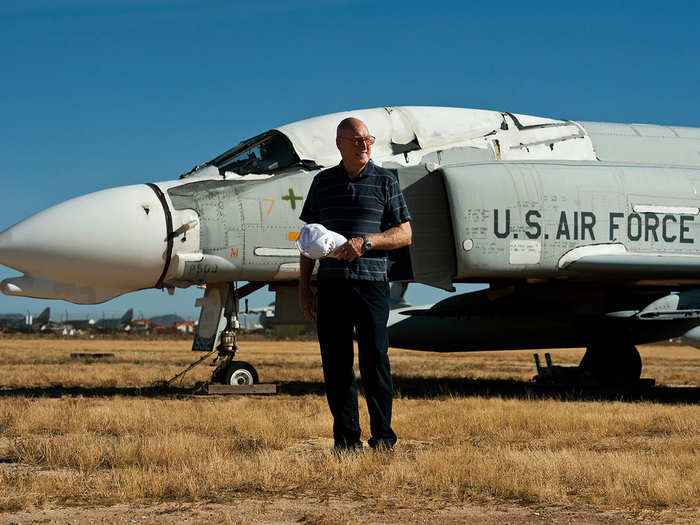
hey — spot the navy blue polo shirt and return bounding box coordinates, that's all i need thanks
[300,160,411,281]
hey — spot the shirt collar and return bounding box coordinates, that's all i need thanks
[338,160,374,181]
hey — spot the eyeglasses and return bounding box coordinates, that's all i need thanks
[338,135,376,147]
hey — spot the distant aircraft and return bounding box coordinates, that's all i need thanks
[238,303,275,333]
[0,307,51,333]
[93,308,133,333]
[62,308,133,334]
[2,106,700,386]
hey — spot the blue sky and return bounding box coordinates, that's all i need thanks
[1,0,699,320]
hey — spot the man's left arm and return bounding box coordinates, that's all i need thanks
[332,222,411,261]
[367,222,412,250]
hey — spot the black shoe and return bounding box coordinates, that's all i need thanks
[333,441,363,456]
[367,438,395,451]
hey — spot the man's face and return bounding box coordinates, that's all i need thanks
[336,121,372,167]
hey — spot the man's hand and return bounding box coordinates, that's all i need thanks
[298,283,316,322]
[330,237,365,261]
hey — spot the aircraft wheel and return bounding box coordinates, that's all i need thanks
[579,343,642,385]
[223,361,259,386]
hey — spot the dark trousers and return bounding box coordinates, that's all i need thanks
[316,279,397,448]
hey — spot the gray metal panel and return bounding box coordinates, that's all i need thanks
[168,180,243,253]
[396,165,457,290]
[591,134,700,167]
[269,283,312,324]
[581,121,700,167]
[672,126,700,139]
[630,124,677,138]
[168,172,313,282]
[420,146,495,166]
[442,161,700,281]
[580,122,636,136]
[442,162,582,279]
[241,199,261,225]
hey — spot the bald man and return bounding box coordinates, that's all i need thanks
[298,118,412,451]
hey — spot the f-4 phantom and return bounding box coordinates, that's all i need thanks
[2,106,700,386]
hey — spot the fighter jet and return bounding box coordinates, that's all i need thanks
[0,307,51,333]
[93,308,133,334]
[2,106,700,386]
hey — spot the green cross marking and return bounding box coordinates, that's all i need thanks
[282,188,303,210]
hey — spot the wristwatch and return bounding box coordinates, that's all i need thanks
[361,235,372,252]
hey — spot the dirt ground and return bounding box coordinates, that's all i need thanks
[2,497,698,525]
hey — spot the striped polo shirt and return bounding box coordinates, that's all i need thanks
[300,160,411,281]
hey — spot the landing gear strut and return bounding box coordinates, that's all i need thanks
[209,282,263,386]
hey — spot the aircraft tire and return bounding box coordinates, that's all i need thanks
[579,343,642,386]
[223,361,259,386]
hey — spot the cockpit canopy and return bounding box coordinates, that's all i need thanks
[181,106,602,180]
[210,130,301,175]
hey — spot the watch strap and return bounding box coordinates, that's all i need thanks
[361,235,372,251]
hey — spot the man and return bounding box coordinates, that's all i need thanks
[298,117,412,451]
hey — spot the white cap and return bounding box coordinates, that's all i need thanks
[296,224,347,259]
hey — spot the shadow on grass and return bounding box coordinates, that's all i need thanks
[283,376,700,404]
[0,384,194,399]
[0,376,698,403]
[393,376,700,404]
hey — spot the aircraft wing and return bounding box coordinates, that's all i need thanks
[559,244,700,280]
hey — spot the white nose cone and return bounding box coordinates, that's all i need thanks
[0,184,167,292]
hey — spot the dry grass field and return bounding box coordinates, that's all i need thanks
[0,336,698,524]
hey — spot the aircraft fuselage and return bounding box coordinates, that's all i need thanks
[2,106,700,358]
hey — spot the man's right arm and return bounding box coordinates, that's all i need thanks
[298,254,316,322]
[297,174,320,322]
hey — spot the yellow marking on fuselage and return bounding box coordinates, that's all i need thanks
[263,198,275,215]
[288,232,300,241]
[230,248,239,259]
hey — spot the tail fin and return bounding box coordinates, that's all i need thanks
[35,307,50,325]
[120,308,133,324]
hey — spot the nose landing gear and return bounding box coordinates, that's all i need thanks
[209,326,260,386]
[209,282,262,386]
[166,281,275,394]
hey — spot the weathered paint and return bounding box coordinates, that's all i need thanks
[276,106,598,170]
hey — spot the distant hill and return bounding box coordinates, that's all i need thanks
[0,313,24,319]
[149,314,185,326]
